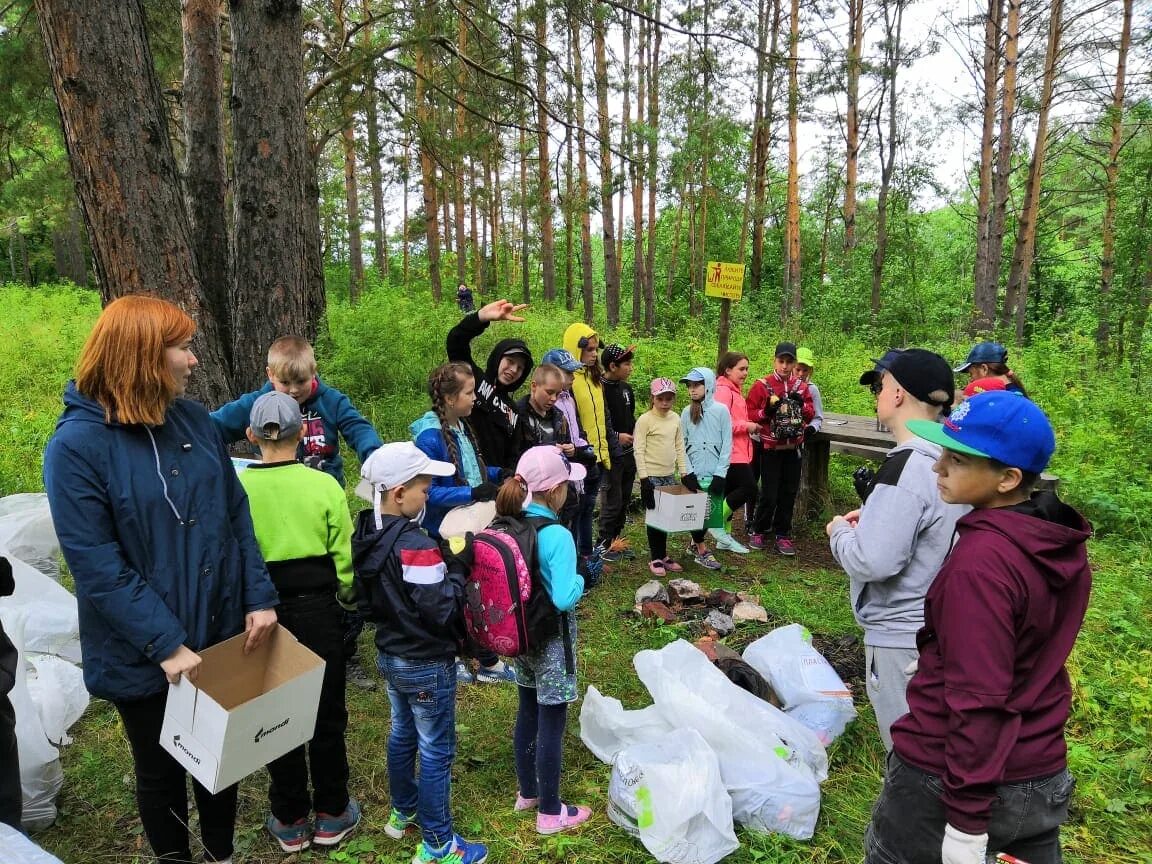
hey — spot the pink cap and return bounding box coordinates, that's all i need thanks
[514,446,587,507]
[650,377,677,396]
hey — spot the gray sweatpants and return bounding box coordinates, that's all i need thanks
[865,644,918,752]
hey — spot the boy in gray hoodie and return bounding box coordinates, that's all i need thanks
[825,349,969,751]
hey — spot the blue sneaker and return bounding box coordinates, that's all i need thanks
[385,807,419,840]
[475,659,516,684]
[454,658,476,684]
[265,814,311,853]
[412,835,489,864]
[313,797,361,847]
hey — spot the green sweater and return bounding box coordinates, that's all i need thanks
[239,460,355,608]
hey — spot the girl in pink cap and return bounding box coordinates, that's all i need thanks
[494,447,592,835]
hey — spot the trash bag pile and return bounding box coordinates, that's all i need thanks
[0,494,89,831]
[580,628,856,864]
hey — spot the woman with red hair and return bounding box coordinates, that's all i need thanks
[43,295,279,864]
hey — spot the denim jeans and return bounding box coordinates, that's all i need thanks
[377,653,457,848]
[865,753,1075,864]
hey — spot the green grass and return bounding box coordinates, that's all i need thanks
[5,279,1151,861]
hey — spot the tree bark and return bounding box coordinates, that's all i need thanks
[630,10,647,330]
[644,0,662,331]
[870,0,903,315]
[413,19,442,302]
[1096,0,1132,355]
[1004,0,1062,342]
[782,0,802,322]
[230,0,315,393]
[362,0,387,277]
[593,1,619,325]
[751,0,782,295]
[571,6,595,321]
[342,124,365,302]
[35,0,233,404]
[987,0,1019,308]
[181,0,231,359]
[843,0,865,251]
[454,14,469,288]
[973,0,1004,329]
[535,0,556,301]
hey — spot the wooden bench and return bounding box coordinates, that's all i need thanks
[796,412,1058,517]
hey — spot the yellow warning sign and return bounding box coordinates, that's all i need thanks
[705,261,745,301]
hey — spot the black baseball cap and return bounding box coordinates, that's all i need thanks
[859,349,904,386]
[602,344,636,368]
[882,348,955,411]
[774,341,797,359]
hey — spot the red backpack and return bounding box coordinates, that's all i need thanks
[464,514,574,672]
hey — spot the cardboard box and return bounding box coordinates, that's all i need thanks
[645,485,708,532]
[160,624,325,793]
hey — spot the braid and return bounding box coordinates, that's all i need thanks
[690,401,703,425]
[428,362,473,485]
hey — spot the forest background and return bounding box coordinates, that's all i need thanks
[1,0,1151,860]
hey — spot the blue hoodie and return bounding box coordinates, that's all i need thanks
[43,382,279,702]
[211,377,382,487]
[410,411,502,539]
[679,367,733,482]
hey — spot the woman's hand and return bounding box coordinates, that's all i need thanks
[160,645,202,685]
[745,421,761,434]
[477,299,528,323]
[243,608,278,654]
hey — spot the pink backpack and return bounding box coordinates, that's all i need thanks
[464,515,569,665]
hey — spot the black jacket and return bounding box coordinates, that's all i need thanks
[602,378,637,436]
[446,312,534,471]
[0,558,15,698]
[352,513,466,661]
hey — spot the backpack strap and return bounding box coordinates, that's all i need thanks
[521,513,575,675]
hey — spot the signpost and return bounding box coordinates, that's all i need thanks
[705,261,745,301]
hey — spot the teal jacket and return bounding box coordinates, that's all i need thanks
[679,367,733,482]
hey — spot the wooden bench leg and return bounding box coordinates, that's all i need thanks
[795,439,831,523]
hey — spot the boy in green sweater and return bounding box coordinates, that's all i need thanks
[239,391,361,854]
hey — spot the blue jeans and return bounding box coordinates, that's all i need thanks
[865,753,1075,864]
[377,653,457,848]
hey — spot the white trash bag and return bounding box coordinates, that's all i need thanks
[1,549,79,664]
[742,624,856,745]
[0,494,60,582]
[608,728,740,864]
[580,685,675,764]
[0,823,66,864]
[634,640,825,839]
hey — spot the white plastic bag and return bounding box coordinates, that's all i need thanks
[1,552,79,664]
[742,624,857,745]
[0,823,66,864]
[0,494,60,582]
[608,728,740,864]
[634,640,825,839]
[580,685,675,764]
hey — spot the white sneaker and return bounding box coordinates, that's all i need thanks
[710,528,749,554]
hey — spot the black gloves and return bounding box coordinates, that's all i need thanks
[803,425,817,441]
[786,391,804,405]
[706,475,726,501]
[471,482,500,502]
[0,556,12,597]
[852,466,876,503]
[640,478,656,510]
[439,533,475,572]
[681,472,701,493]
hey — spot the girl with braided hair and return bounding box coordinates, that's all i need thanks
[410,362,513,685]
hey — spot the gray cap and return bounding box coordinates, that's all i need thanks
[249,391,303,441]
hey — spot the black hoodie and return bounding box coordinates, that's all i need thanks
[446,312,534,471]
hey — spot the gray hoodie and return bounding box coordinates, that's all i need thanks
[829,438,970,648]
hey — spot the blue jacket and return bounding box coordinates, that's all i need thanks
[210,377,382,487]
[43,382,279,702]
[410,411,501,539]
[679,367,733,482]
[526,502,584,612]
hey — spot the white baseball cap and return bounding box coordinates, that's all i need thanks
[356,442,455,503]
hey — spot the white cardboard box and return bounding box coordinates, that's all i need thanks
[160,624,325,793]
[645,485,708,532]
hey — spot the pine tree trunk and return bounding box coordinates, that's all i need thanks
[870,0,903,315]
[564,17,576,312]
[36,0,233,404]
[571,8,595,320]
[644,0,662,331]
[843,0,864,251]
[987,0,1019,306]
[1004,0,1062,343]
[620,9,632,315]
[593,2,619,325]
[630,10,646,330]
[782,0,802,322]
[535,0,556,301]
[181,0,231,358]
[342,124,365,302]
[414,28,442,302]
[402,124,411,290]
[751,0,781,295]
[469,154,480,290]
[1097,0,1132,355]
[365,92,388,276]
[973,0,1003,329]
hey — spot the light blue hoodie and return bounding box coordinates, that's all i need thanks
[679,367,732,482]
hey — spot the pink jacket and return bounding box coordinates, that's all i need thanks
[713,374,752,464]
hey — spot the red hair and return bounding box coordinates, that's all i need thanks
[75,295,196,425]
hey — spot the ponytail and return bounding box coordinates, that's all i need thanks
[984,362,1029,399]
[496,474,528,517]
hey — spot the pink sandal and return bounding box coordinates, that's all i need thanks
[536,803,592,835]
[514,792,539,812]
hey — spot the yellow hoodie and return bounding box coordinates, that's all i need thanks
[563,322,612,469]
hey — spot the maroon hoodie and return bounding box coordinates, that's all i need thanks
[891,492,1092,834]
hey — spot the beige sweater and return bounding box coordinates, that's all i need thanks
[634,410,691,479]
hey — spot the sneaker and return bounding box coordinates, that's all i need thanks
[710,528,750,554]
[662,557,684,573]
[747,533,767,550]
[600,548,623,563]
[265,814,311,853]
[412,834,489,864]
[346,659,377,691]
[514,792,539,812]
[648,559,667,576]
[384,807,418,840]
[313,798,362,847]
[536,803,592,835]
[775,536,797,557]
[475,660,517,684]
[691,548,723,571]
[455,658,476,684]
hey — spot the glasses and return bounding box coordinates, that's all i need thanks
[869,378,884,396]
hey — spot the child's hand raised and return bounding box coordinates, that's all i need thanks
[478,299,529,323]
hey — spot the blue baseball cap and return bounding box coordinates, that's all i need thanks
[954,341,1008,372]
[907,391,1055,474]
[540,348,582,372]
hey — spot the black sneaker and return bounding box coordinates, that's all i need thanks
[346,660,377,691]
